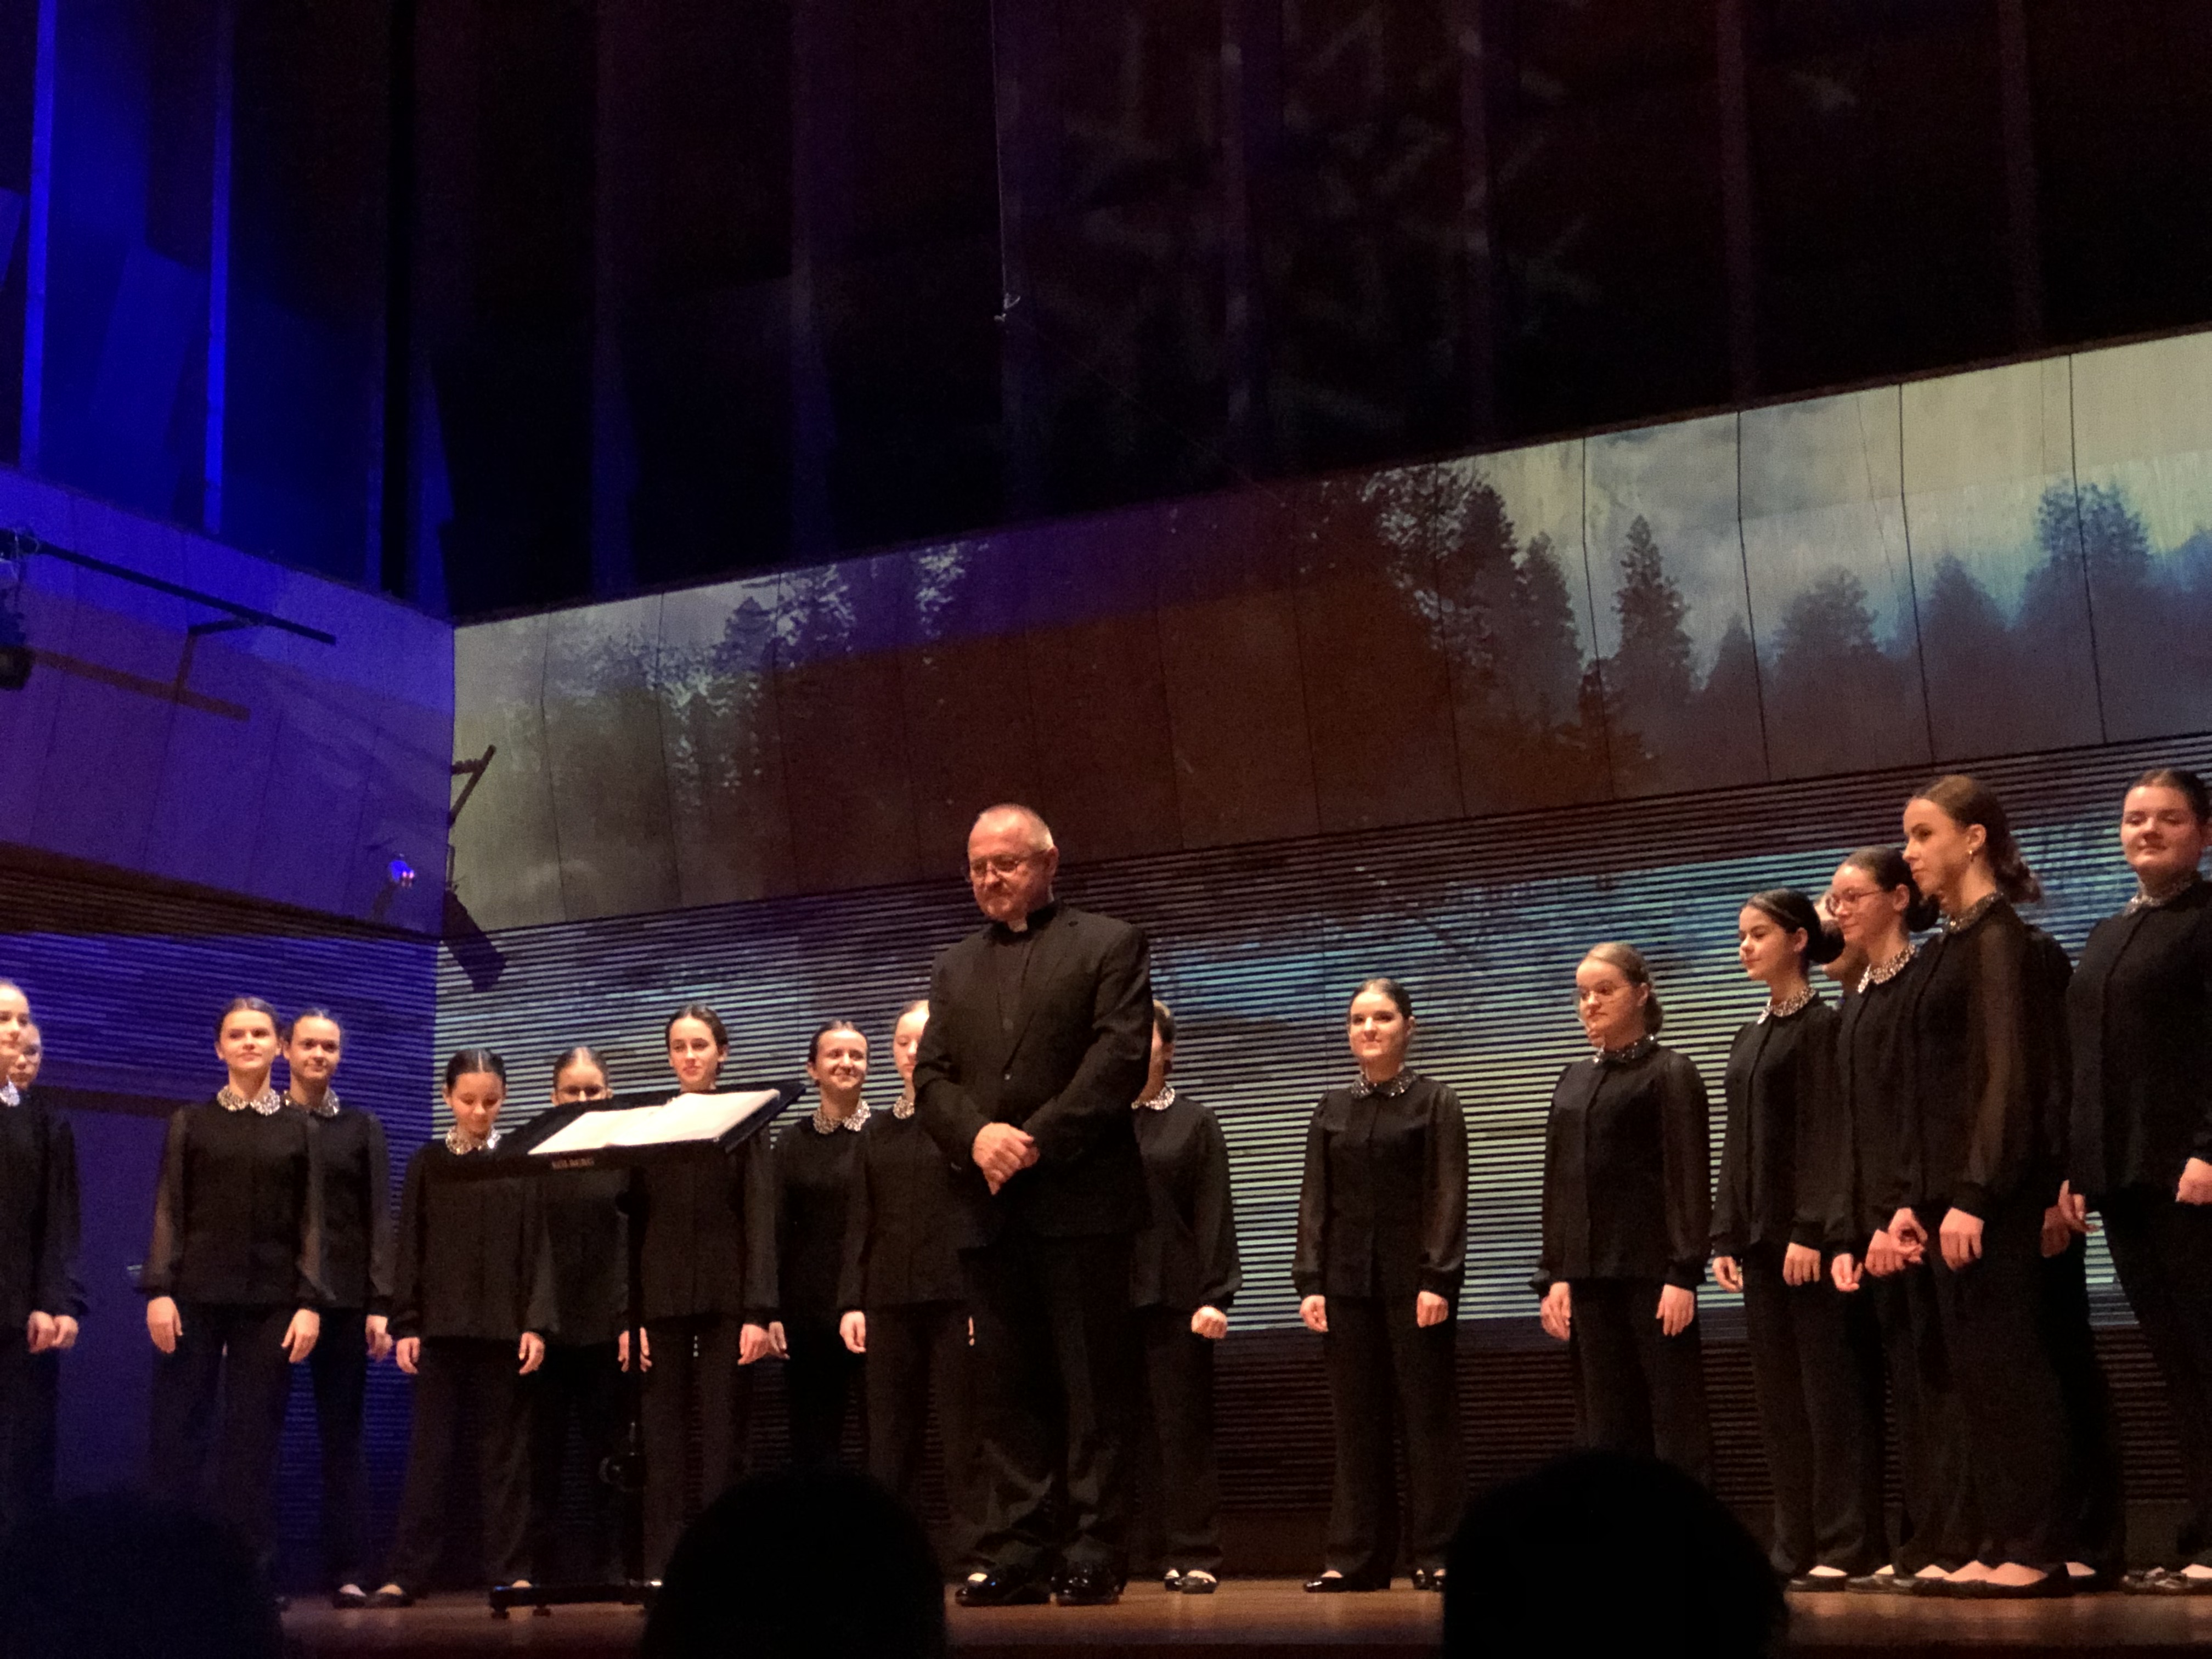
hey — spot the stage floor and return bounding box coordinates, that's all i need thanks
[281,1578,2212,1658]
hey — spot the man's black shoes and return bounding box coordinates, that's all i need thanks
[956,1570,1051,1608]
[1052,1563,1121,1606]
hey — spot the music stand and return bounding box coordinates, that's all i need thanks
[458,1078,802,1618]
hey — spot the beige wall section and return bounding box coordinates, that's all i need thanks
[450,327,2212,929]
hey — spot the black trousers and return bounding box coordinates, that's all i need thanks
[146,1302,297,1570]
[2039,1235,2125,1573]
[1927,1197,2068,1570]
[0,1336,58,1539]
[640,1314,753,1578]
[305,1308,370,1588]
[1320,1294,1465,1579]
[2103,1189,2212,1565]
[783,1317,862,1470]
[1568,1278,1712,1487]
[1133,1306,1224,1576]
[864,1300,983,1570]
[964,1229,1137,1578]
[528,1341,625,1583]
[1740,1245,1887,1575]
[1867,1266,1976,1572]
[385,1338,532,1590]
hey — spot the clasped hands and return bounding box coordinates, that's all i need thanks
[973,1122,1040,1194]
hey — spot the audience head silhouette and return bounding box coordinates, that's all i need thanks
[0,1491,283,1659]
[1443,1451,1784,1659]
[641,1467,946,1659]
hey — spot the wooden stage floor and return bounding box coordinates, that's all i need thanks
[283,1579,2212,1659]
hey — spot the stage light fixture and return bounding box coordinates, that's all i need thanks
[387,857,417,888]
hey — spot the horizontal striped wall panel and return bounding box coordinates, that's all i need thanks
[438,729,2212,1336]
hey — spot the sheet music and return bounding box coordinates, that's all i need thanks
[532,1090,781,1158]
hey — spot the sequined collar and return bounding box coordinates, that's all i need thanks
[1858,940,1918,993]
[1939,892,2001,934]
[445,1125,502,1156]
[1761,985,1815,1023]
[284,1088,342,1120]
[891,1086,917,1121]
[218,1084,285,1116]
[2126,870,2203,914]
[1135,1084,1177,1112]
[1352,1070,1414,1099]
[1595,1036,1658,1068]
[0,1082,16,1109]
[811,1101,871,1136]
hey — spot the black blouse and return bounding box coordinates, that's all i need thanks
[1292,1074,1467,1304]
[0,1091,83,1328]
[541,1166,627,1347]
[639,1134,778,1327]
[1712,998,1838,1257]
[143,1098,325,1308]
[302,1105,394,1316]
[1822,959,1923,1248]
[388,1141,555,1342]
[2067,879,2212,1199]
[776,1119,864,1329]
[1536,1045,1711,1293]
[1130,1095,1242,1313]
[837,1110,968,1313]
[1899,896,2067,1218]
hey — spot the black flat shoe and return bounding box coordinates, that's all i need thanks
[2146,1569,2212,1596]
[330,1587,369,1610]
[957,1570,1050,1608]
[1787,1572,1851,1594]
[1845,1570,1917,1595]
[1052,1563,1120,1607]
[1951,1572,2072,1600]
[367,1586,415,1609]
[1304,1571,1390,1593]
[1410,1567,1446,1593]
[1177,1570,1218,1595]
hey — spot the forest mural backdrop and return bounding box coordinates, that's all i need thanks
[452,328,2212,932]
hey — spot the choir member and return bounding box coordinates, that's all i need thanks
[1536,944,1714,1486]
[143,996,324,1581]
[634,1006,778,1580]
[280,1009,394,1609]
[529,1047,625,1583]
[915,805,1153,1609]
[775,1023,870,1468]
[1822,847,1971,1592]
[1710,891,1884,1589]
[1129,998,1239,1593]
[0,983,79,1538]
[838,1001,984,1573]
[374,1049,551,1605]
[1295,978,1468,1593]
[1893,775,2070,1596]
[2064,768,2212,1592]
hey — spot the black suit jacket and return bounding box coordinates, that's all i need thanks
[915,901,1153,1244]
[0,1090,83,1328]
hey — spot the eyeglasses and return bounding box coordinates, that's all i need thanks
[967,852,1041,881]
[1825,886,1882,911]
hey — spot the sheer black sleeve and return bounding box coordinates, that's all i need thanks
[1291,1107,1328,1299]
[1659,1055,1713,1289]
[1418,1085,1468,1300]
[388,1148,428,1339]
[1954,918,2036,1216]
[364,1114,396,1317]
[140,1109,191,1300]
[1709,1027,1753,1258]
[37,1110,84,1320]
[836,1140,872,1316]
[1192,1110,1242,1311]
[740,1135,780,1325]
[1791,1005,1843,1250]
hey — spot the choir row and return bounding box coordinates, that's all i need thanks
[0,767,2208,1605]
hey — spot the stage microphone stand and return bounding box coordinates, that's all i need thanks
[479,1079,803,1620]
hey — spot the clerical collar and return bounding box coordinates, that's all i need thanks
[1761,985,1815,1023]
[446,1125,502,1155]
[1859,940,1918,993]
[219,1084,285,1116]
[1352,1070,1413,1099]
[0,1082,16,1110]
[1595,1036,1658,1068]
[893,1086,917,1120]
[1939,892,2001,934]
[811,1101,872,1136]
[1136,1084,1177,1112]
[285,1089,342,1119]
[991,899,1061,940]
[2128,870,2203,913]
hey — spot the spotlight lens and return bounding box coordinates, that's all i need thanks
[388,858,416,885]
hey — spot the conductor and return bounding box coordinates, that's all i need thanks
[916,805,1153,1607]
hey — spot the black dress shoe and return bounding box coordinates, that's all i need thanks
[330,1587,370,1610]
[1177,1570,1219,1595]
[1304,1571,1390,1593]
[957,1570,1050,1608]
[1410,1567,1446,1593]
[1053,1564,1120,1606]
